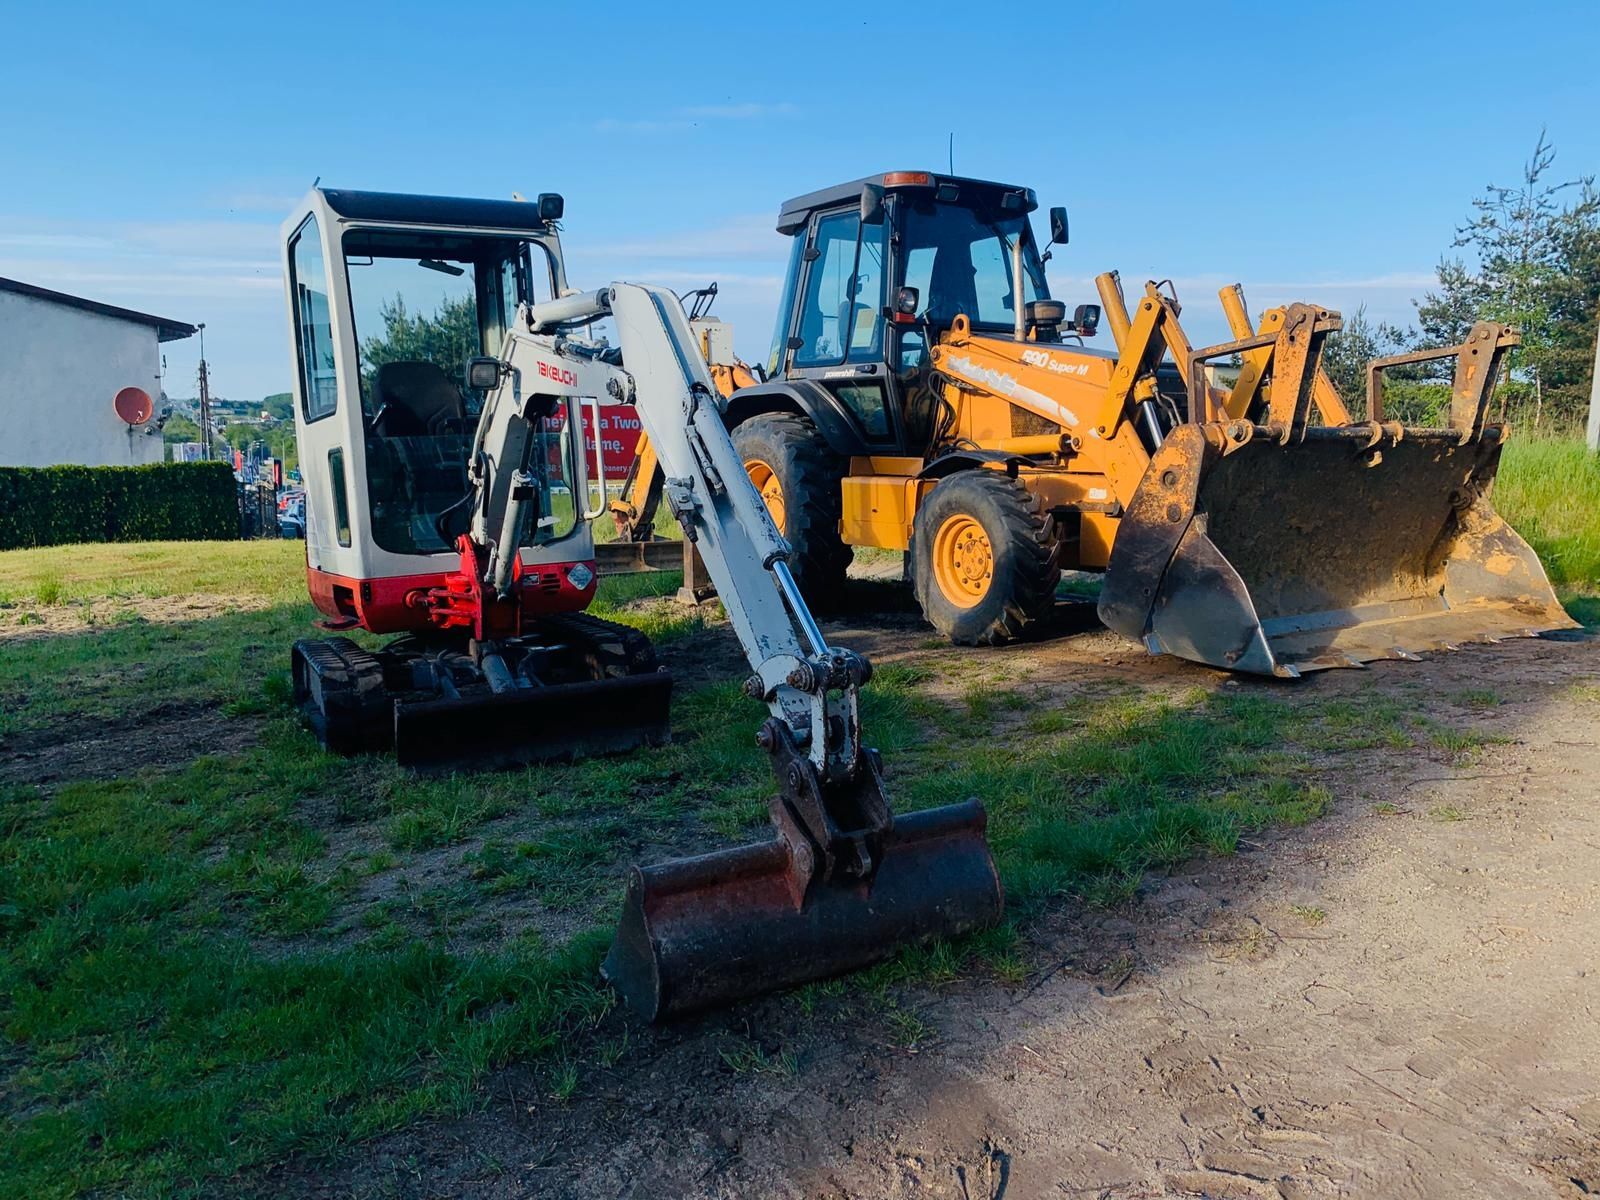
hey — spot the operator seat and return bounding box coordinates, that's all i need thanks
[924,247,978,328]
[370,361,467,437]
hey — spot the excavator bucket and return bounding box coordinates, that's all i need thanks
[602,718,1002,1021]
[394,671,672,772]
[603,798,1002,1021]
[1099,423,1577,677]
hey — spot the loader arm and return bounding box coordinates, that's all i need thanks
[491,284,1001,1020]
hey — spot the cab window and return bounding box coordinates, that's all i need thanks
[793,212,887,368]
[339,230,566,557]
[766,236,805,377]
[794,212,858,367]
[289,216,338,421]
[899,203,1045,329]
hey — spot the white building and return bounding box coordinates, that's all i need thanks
[0,276,196,467]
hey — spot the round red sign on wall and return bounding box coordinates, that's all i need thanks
[114,386,154,425]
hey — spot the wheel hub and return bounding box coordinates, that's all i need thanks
[744,458,787,534]
[933,515,992,607]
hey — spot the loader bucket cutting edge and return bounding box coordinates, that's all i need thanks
[393,671,672,772]
[1099,424,1577,676]
[602,799,1003,1022]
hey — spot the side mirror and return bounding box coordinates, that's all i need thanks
[537,192,565,221]
[860,183,886,226]
[1071,303,1101,337]
[1049,206,1069,246]
[466,357,504,391]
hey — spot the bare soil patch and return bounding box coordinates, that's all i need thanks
[0,700,264,787]
[239,615,1599,1200]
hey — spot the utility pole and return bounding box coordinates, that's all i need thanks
[1588,321,1600,452]
[197,323,213,460]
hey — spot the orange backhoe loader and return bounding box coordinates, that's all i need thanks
[612,171,1574,677]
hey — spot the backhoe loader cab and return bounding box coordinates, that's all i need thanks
[756,172,1056,451]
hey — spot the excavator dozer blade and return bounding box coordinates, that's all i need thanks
[1099,424,1577,677]
[394,672,673,772]
[602,799,1002,1021]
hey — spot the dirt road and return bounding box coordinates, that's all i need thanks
[254,627,1598,1200]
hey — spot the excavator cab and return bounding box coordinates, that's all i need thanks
[282,188,671,766]
[284,187,590,626]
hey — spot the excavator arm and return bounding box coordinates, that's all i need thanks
[481,285,1001,1020]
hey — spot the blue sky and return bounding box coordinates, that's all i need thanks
[2,0,1596,404]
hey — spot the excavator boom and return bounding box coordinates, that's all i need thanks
[484,284,1001,1020]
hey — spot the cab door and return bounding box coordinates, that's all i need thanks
[284,208,359,581]
[779,206,907,452]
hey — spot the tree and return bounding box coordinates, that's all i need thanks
[358,294,481,403]
[1320,305,1412,419]
[1415,131,1600,429]
[162,414,201,444]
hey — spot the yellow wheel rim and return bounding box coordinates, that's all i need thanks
[745,459,786,534]
[932,514,993,608]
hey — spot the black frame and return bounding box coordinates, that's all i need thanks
[777,201,907,450]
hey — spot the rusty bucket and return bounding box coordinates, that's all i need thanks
[1099,423,1577,677]
[603,798,1002,1021]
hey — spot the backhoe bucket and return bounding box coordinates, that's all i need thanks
[394,672,672,771]
[603,799,1002,1021]
[1099,423,1577,677]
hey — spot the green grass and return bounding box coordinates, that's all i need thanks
[0,540,308,608]
[0,533,1572,1196]
[1498,438,1600,590]
[0,730,617,1198]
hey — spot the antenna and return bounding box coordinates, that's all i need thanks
[197,323,213,461]
[948,132,954,174]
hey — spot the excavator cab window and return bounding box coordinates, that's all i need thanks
[340,229,569,556]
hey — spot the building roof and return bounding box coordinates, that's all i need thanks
[0,276,197,343]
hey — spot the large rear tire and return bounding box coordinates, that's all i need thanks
[731,412,851,607]
[911,470,1056,646]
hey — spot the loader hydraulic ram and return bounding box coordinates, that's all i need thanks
[476,283,1001,1020]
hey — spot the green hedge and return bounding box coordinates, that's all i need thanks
[0,462,240,550]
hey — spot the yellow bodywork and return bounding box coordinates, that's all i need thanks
[839,458,927,550]
[610,270,1574,675]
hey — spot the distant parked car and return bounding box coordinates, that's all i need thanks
[279,494,306,539]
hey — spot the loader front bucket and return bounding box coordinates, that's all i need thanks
[394,671,672,771]
[603,798,1002,1021]
[1099,423,1577,677]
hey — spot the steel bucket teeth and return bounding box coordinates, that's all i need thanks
[602,799,1003,1021]
[1100,424,1576,676]
[394,671,673,772]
